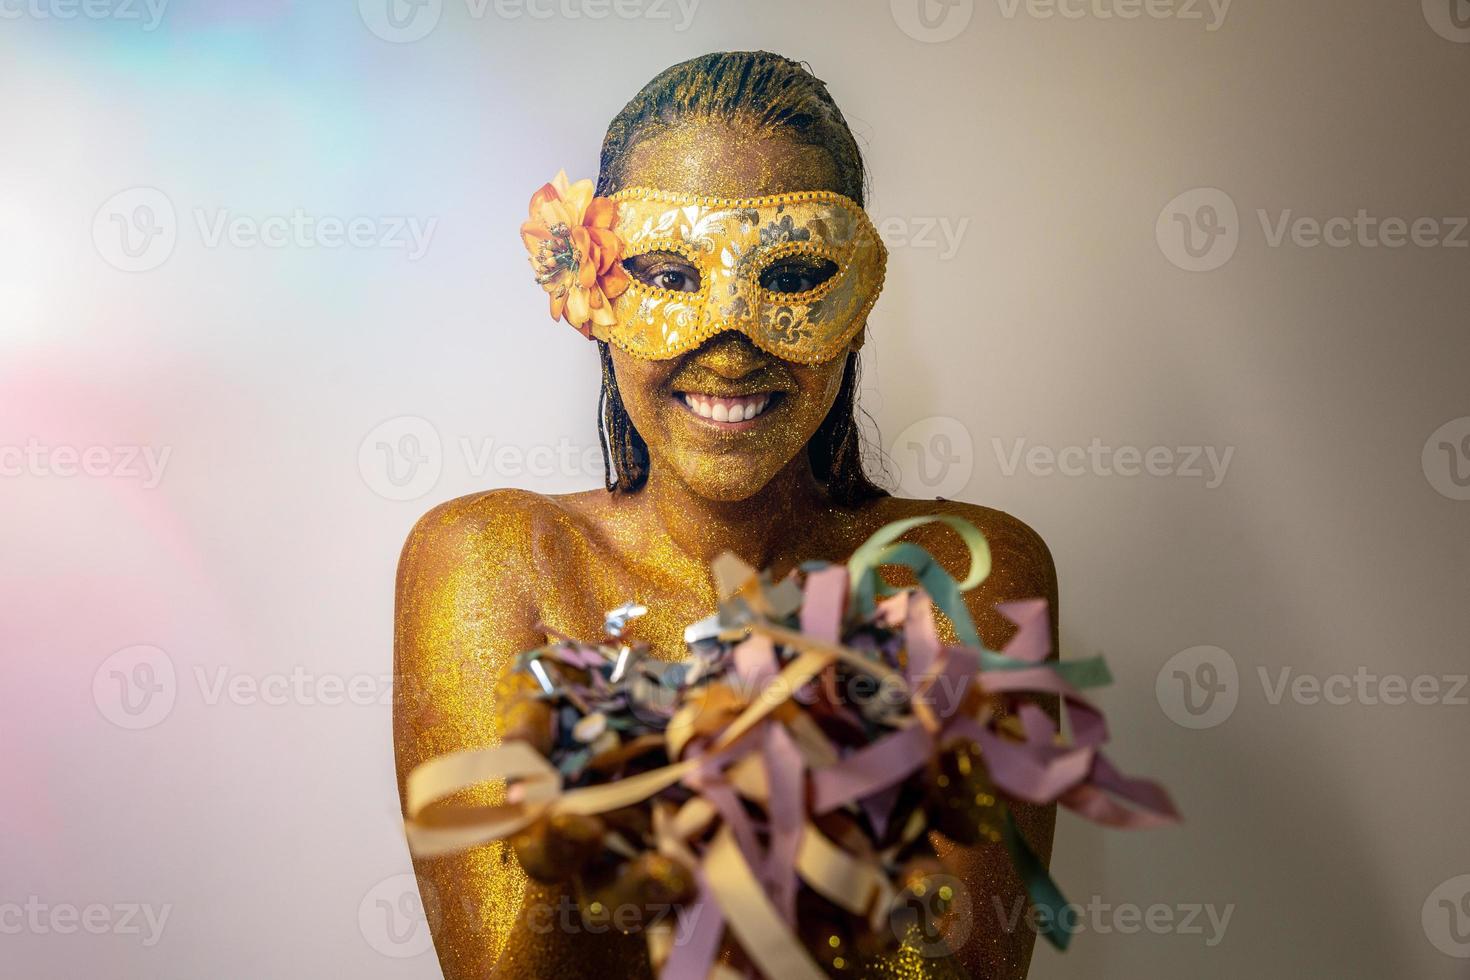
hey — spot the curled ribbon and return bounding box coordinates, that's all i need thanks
[402,515,1180,974]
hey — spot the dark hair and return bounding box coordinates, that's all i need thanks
[595,51,887,506]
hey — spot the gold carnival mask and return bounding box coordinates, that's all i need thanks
[606,188,887,364]
[521,173,887,365]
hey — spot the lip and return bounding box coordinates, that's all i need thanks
[672,390,786,431]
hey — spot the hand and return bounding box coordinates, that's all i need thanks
[497,668,698,931]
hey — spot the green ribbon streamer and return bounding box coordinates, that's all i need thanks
[1002,808,1074,950]
[846,514,992,648]
[981,649,1114,689]
[847,515,1113,689]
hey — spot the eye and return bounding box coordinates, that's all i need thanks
[760,258,838,295]
[624,252,701,293]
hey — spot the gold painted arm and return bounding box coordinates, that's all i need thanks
[392,490,652,979]
[392,491,544,980]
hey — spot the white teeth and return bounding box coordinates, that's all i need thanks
[681,393,772,423]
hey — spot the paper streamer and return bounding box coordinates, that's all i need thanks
[400,514,1181,976]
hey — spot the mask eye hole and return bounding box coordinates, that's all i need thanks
[759,258,838,296]
[624,251,701,293]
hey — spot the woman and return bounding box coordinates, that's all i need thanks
[394,51,1058,979]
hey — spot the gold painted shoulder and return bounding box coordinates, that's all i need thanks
[867,496,1058,651]
[874,497,1054,593]
[393,489,580,772]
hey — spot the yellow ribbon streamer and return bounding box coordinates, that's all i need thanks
[704,826,828,980]
[794,821,890,920]
[404,742,561,857]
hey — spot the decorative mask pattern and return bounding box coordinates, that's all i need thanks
[604,188,888,364]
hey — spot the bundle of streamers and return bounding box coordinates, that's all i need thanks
[404,516,1179,978]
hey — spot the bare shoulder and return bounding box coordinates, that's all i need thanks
[396,487,596,589]
[393,488,586,683]
[393,490,593,770]
[865,495,1057,603]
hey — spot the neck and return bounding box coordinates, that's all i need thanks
[639,454,827,573]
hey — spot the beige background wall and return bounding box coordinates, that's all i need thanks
[2,1,1466,977]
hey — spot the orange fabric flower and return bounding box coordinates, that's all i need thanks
[520,170,630,340]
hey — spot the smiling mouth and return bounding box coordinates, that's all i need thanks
[675,391,781,426]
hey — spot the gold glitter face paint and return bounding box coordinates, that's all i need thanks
[611,330,848,503]
[608,125,860,503]
[614,122,844,200]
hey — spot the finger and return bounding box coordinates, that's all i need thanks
[579,853,697,931]
[500,698,555,756]
[494,668,556,755]
[511,812,606,884]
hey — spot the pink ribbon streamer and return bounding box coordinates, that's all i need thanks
[995,598,1052,663]
[811,723,931,814]
[660,875,724,980]
[763,722,805,922]
[798,566,847,643]
[902,591,940,682]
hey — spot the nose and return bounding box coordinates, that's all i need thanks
[690,332,766,379]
